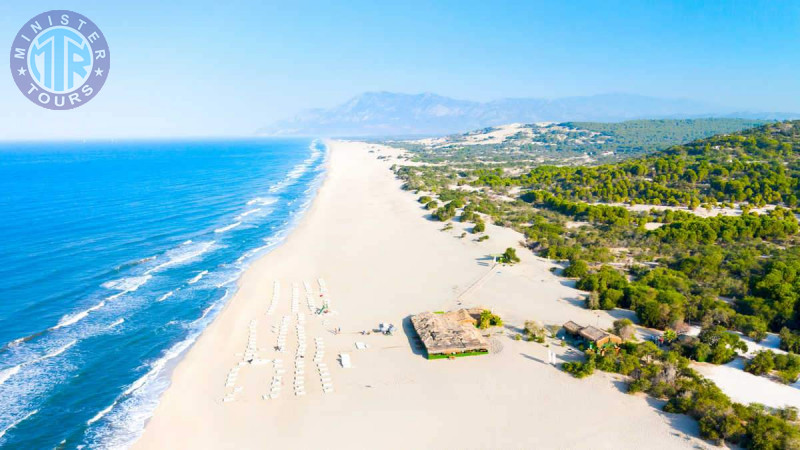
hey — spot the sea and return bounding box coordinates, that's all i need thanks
[0,138,326,448]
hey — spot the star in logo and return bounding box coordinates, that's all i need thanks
[94,68,104,77]
[17,67,26,76]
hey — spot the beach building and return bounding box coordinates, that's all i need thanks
[411,310,489,359]
[563,321,622,347]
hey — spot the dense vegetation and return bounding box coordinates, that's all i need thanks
[395,119,769,164]
[564,341,800,448]
[567,118,769,155]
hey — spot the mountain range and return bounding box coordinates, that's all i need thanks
[257,92,800,138]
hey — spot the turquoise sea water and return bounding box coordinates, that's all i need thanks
[0,138,325,448]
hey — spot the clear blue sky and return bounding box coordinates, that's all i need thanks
[2,0,799,139]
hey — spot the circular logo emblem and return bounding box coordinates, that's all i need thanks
[9,10,110,110]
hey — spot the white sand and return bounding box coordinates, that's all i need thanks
[134,140,702,449]
[695,358,800,410]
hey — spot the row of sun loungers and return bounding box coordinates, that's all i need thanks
[294,313,307,396]
[267,280,280,315]
[274,315,290,353]
[226,279,342,403]
[316,337,334,393]
[291,283,300,314]
[263,358,284,399]
[304,280,317,313]
[224,319,262,402]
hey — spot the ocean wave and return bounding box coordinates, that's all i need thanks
[246,196,277,206]
[102,275,152,293]
[156,291,175,302]
[107,319,125,329]
[0,409,38,440]
[214,222,241,233]
[87,402,115,425]
[267,140,324,193]
[187,270,208,285]
[0,339,78,386]
[234,208,261,220]
[52,300,106,330]
[0,365,21,385]
[90,333,199,448]
[115,256,156,271]
[146,241,215,274]
[40,339,78,361]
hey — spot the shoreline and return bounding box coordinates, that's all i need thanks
[93,139,331,447]
[134,140,703,449]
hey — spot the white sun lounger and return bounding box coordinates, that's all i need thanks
[340,353,352,369]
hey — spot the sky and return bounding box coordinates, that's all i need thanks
[1,0,799,139]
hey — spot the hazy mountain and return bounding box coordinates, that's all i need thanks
[257,92,799,137]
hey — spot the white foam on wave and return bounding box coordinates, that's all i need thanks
[146,241,215,274]
[0,365,21,386]
[0,408,38,440]
[246,196,277,206]
[40,339,78,361]
[87,402,115,425]
[108,319,125,329]
[156,291,175,302]
[235,208,261,221]
[214,222,241,234]
[187,270,208,285]
[88,322,210,448]
[267,140,324,193]
[102,275,152,293]
[0,339,78,387]
[52,300,107,330]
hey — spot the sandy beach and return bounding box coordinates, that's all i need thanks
[135,140,704,449]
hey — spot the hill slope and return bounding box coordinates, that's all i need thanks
[258,92,796,137]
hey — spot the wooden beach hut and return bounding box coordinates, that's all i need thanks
[411,310,489,359]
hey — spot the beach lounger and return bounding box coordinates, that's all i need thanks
[340,353,352,369]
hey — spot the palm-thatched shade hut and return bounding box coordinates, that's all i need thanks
[563,322,622,347]
[411,310,489,359]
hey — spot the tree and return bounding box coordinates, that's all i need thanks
[745,351,775,376]
[564,259,588,278]
[477,310,503,329]
[500,247,520,264]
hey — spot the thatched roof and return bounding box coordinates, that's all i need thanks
[411,310,489,356]
[565,322,623,345]
[442,308,482,325]
[578,325,609,342]
[563,321,583,335]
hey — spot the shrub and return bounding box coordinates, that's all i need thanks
[562,357,595,378]
[500,247,520,264]
[600,288,624,309]
[613,318,635,341]
[473,221,486,233]
[477,310,503,329]
[477,235,489,242]
[563,259,588,278]
[425,200,438,210]
[524,320,546,340]
[745,351,775,376]
[418,195,432,204]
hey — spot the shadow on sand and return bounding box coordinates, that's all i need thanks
[402,315,427,359]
